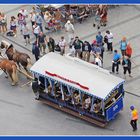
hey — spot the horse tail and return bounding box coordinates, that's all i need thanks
[11,65,18,84]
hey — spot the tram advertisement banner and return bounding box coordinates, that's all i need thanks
[106,97,123,121]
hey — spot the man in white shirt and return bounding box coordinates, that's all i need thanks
[33,23,40,43]
[58,36,67,55]
[64,20,75,44]
[105,30,113,52]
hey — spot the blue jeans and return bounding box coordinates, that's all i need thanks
[37,23,43,32]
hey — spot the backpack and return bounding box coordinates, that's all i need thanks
[104,35,108,44]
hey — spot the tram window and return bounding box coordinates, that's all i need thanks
[82,94,91,110]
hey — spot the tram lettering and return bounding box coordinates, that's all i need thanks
[113,105,118,111]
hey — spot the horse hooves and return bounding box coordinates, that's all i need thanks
[5,76,8,78]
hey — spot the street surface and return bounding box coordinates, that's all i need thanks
[0,5,140,135]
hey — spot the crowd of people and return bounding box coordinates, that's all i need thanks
[0,5,133,79]
[0,5,138,132]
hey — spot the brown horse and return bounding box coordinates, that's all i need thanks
[0,41,32,76]
[0,59,18,86]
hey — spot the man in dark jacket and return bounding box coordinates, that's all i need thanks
[32,41,40,61]
[32,78,40,100]
[82,41,91,62]
[47,37,55,52]
[38,32,47,55]
[73,36,83,58]
[122,55,132,79]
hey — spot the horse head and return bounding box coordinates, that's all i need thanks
[5,44,14,54]
[0,40,11,49]
[0,43,5,49]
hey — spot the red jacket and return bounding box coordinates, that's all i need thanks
[126,45,132,56]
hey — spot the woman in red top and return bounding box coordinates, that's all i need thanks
[126,43,132,58]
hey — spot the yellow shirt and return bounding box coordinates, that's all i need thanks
[131,109,138,120]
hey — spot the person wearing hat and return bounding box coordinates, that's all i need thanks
[130,106,138,131]
[64,20,75,43]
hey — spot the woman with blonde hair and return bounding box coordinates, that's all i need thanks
[1,13,7,33]
[120,37,127,56]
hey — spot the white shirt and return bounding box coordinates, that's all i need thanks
[85,97,91,109]
[33,25,40,34]
[59,39,66,48]
[19,9,28,17]
[106,32,113,43]
[65,23,74,33]
[95,57,102,67]
[10,20,16,26]
[69,46,75,57]
[22,25,30,35]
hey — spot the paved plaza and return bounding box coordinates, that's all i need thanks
[0,5,140,135]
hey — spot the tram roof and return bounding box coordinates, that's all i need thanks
[30,53,125,100]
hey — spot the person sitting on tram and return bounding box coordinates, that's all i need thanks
[54,82,61,98]
[93,100,102,113]
[82,95,91,110]
[47,83,52,95]
[63,86,72,102]
[73,90,81,106]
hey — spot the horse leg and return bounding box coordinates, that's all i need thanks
[4,70,8,78]
[17,62,21,70]
[9,65,18,86]
[8,71,15,86]
[0,68,8,78]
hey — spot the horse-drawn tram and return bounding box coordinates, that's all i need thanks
[30,52,125,127]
